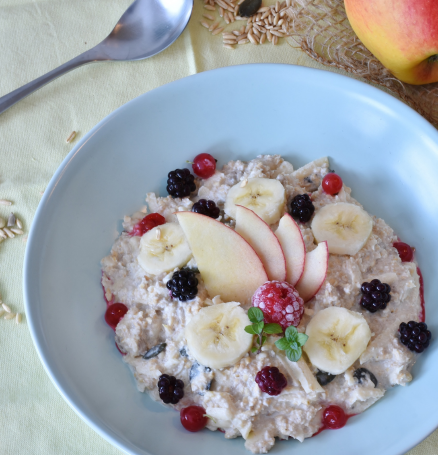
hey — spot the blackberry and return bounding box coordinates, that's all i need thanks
[316,370,336,386]
[255,366,287,396]
[166,270,198,301]
[167,168,196,198]
[290,194,315,223]
[157,374,184,404]
[191,199,220,219]
[360,279,391,313]
[399,321,432,353]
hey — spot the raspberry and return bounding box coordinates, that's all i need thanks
[251,281,304,331]
[399,321,431,353]
[191,199,220,219]
[130,213,166,237]
[255,366,287,396]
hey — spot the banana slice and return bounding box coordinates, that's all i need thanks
[224,178,286,225]
[137,222,192,275]
[311,202,373,255]
[303,306,371,375]
[185,302,253,369]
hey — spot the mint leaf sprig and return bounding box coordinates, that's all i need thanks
[274,326,308,362]
[245,307,283,354]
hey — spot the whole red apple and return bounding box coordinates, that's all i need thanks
[344,0,438,85]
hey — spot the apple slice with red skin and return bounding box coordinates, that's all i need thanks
[275,213,306,286]
[176,211,268,306]
[235,205,286,282]
[295,241,329,302]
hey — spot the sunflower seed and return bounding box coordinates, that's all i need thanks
[16,313,22,324]
[238,38,250,44]
[239,0,262,17]
[0,200,12,206]
[260,32,267,44]
[204,4,216,10]
[203,13,214,20]
[201,21,210,28]
[223,44,235,49]
[232,30,241,36]
[66,131,76,143]
[212,27,224,35]
[209,21,219,31]
[223,39,237,44]
[3,228,14,239]
[10,228,23,235]
[0,229,7,239]
[258,6,270,12]
[16,218,23,229]
[7,212,15,227]
[273,35,278,45]
[275,1,280,12]
[143,343,167,359]
[270,30,284,37]
[4,312,15,320]
[2,303,11,313]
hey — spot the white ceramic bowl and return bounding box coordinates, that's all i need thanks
[24,64,438,455]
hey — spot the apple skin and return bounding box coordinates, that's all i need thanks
[295,241,329,303]
[235,205,287,282]
[275,213,306,286]
[176,211,268,306]
[344,0,438,84]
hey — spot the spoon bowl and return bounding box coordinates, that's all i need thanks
[0,0,193,115]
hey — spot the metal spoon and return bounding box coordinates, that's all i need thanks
[0,0,193,115]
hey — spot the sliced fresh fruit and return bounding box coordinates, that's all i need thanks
[276,356,324,394]
[185,302,253,369]
[275,213,306,285]
[303,307,372,375]
[311,202,373,255]
[295,241,328,302]
[235,205,286,281]
[176,211,268,305]
[224,178,285,225]
[138,222,192,275]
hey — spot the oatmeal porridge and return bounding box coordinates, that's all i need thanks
[101,154,429,453]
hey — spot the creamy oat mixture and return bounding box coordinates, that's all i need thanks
[101,155,421,453]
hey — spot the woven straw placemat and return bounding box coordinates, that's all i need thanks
[286,0,438,128]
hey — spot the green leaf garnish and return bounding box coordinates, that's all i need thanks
[263,323,283,334]
[254,321,264,335]
[248,307,264,323]
[275,326,308,362]
[244,325,257,335]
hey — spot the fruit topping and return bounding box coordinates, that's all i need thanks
[180,406,208,432]
[353,368,378,387]
[255,366,287,396]
[224,178,286,225]
[130,213,165,237]
[143,342,167,359]
[322,173,343,195]
[179,347,189,357]
[322,405,348,429]
[360,279,391,313]
[190,362,214,393]
[166,270,198,301]
[167,168,196,198]
[104,303,128,330]
[252,281,304,331]
[138,222,192,275]
[192,153,216,179]
[399,321,432,353]
[185,302,253,369]
[304,307,372,375]
[191,199,220,219]
[393,241,414,262]
[290,194,315,223]
[158,374,184,404]
[311,202,373,256]
[316,370,336,386]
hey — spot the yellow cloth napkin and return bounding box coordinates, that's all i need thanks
[0,1,435,454]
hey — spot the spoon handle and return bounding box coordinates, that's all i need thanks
[0,49,99,116]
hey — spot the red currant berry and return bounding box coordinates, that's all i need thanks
[393,242,414,262]
[180,406,208,432]
[192,153,216,179]
[323,405,348,429]
[130,213,166,236]
[105,303,128,330]
[322,173,343,195]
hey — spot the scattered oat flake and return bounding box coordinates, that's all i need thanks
[66,131,77,143]
[2,303,11,313]
[16,313,22,324]
[0,200,12,206]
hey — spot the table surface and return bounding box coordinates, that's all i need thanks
[0,1,437,454]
